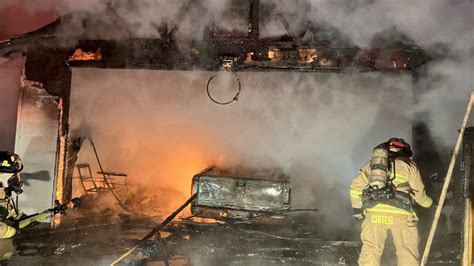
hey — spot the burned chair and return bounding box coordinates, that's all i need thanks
[76,164,128,196]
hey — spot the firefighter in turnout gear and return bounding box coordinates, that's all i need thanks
[350,138,433,266]
[0,151,24,262]
[0,151,79,263]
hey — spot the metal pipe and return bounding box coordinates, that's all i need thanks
[88,137,136,215]
[110,193,197,265]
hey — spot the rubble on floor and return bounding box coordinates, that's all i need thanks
[6,193,462,265]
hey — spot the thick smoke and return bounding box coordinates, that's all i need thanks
[262,0,474,147]
[70,68,412,230]
[315,0,474,148]
[4,0,468,146]
[4,0,248,43]
[1,0,472,235]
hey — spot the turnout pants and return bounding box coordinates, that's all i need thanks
[0,239,13,262]
[358,212,419,266]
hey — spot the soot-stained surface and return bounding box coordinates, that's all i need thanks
[5,193,460,266]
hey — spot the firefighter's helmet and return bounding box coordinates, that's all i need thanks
[0,151,23,174]
[0,152,24,194]
[387,138,412,158]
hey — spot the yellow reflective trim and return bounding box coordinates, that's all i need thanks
[19,212,51,229]
[366,203,412,215]
[372,203,405,210]
[350,190,362,198]
[350,189,362,195]
[366,208,411,215]
[395,178,409,183]
[0,251,13,260]
[419,197,433,208]
[7,206,16,218]
[0,226,16,239]
[391,173,410,183]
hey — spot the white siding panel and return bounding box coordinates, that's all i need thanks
[14,84,59,215]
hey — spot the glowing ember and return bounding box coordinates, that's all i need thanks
[68,48,102,61]
[319,58,335,67]
[298,48,318,63]
[245,52,254,63]
[267,47,282,62]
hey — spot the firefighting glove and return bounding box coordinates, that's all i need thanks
[7,174,23,195]
[352,208,365,221]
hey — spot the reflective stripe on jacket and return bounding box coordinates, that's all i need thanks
[0,190,21,239]
[350,158,433,215]
[0,224,15,239]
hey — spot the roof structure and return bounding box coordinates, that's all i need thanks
[0,0,431,97]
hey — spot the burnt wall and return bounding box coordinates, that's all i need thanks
[461,127,474,255]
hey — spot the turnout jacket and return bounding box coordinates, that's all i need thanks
[350,158,433,215]
[0,190,17,239]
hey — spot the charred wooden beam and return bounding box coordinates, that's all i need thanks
[0,0,428,101]
[461,127,474,260]
[249,0,260,40]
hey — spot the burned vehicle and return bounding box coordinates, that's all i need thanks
[191,166,291,221]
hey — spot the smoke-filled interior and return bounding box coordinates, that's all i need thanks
[70,68,413,230]
[1,0,473,264]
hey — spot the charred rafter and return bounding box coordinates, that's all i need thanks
[153,1,201,43]
[0,0,432,97]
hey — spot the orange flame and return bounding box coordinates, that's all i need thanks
[298,48,318,63]
[54,99,65,228]
[68,48,102,61]
[268,47,282,62]
[245,52,254,63]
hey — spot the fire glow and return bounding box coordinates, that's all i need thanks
[70,68,413,220]
[68,48,102,62]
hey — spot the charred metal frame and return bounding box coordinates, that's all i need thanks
[191,166,291,221]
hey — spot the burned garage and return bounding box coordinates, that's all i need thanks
[0,0,473,265]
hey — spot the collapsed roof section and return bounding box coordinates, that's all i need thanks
[0,0,430,96]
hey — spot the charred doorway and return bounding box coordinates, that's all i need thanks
[67,68,414,228]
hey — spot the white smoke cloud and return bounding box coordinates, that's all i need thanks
[16,0,248,42]
[303,0,474,147]
[58,0,472,233]
[2,0,472,234]
[416,58,474,145]
[293,0,473,51]
[259,0,474,147]
[70,68,413,230]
